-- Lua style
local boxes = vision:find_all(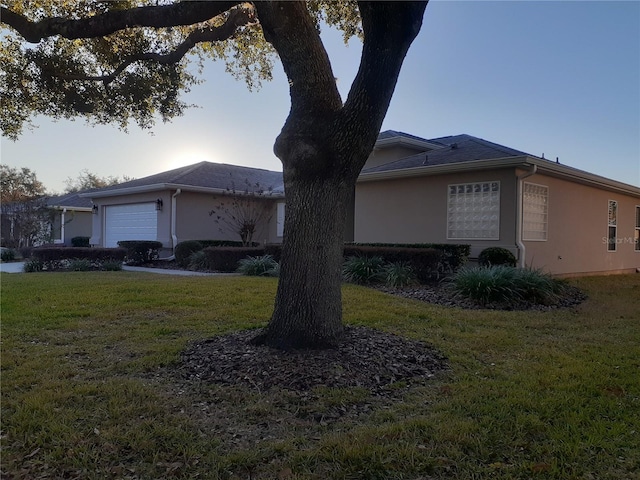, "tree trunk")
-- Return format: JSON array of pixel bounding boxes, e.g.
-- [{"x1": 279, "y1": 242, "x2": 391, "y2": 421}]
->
[{"x1": 259, "y1": 165, "x2": 352, "y2": 349}]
